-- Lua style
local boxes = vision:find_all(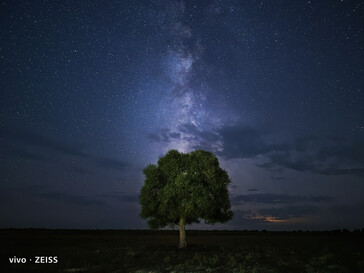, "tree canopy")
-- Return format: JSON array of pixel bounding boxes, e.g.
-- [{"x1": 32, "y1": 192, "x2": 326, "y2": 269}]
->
[{"x1": 139, "y1": 149, "x2": 233, "y2": 247}]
